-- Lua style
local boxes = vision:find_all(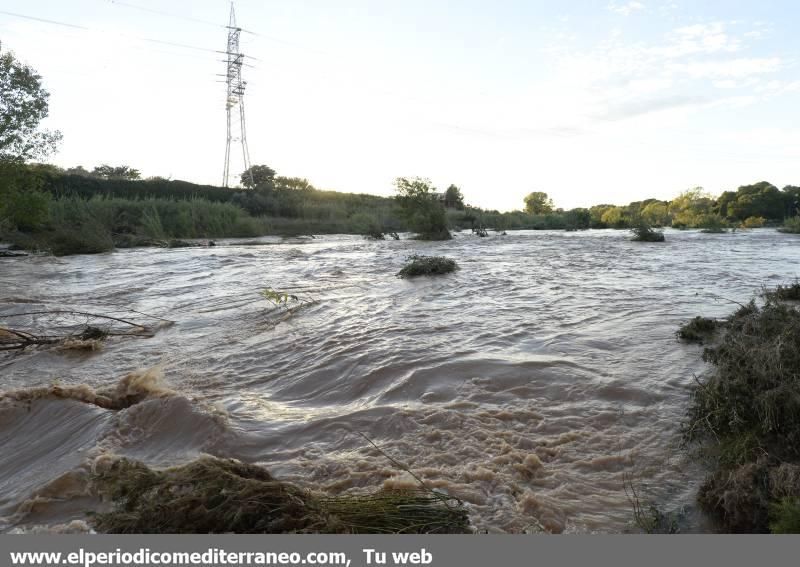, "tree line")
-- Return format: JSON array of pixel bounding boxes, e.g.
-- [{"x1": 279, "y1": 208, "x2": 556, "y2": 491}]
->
[{"x1": 3, "y1": 45, "x2": 800, "y2": 253}]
